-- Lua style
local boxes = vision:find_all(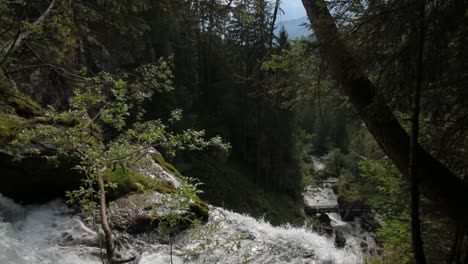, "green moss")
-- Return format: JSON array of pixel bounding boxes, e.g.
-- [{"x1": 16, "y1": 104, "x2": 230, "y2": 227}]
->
[
  {"x1": 190, "y1": 197, "x2": 209, "y2": 221},
  {"x1": 104, "y1": 168, "x2": 146, "y2": 198},
  {"x1": 150, "y1": 152, "x2": 183, "y2": 179},
  {"x1": 104, "y1": 167, "x2": 177, "y2": 199},
  {"x1": 149, "y1": 153, "x2": 210, "y2": 221},
  {"x1": 154, "y1": 180, "x2": 177, "y2": 194},
  {"x1": 0, "y1": 74, "x2": 42, "y2": 116},
  {"x1": 54, "y1": 114, "x2": 81, "y2": 127},
  {"x1": 0, "y1": 92, "x2": 43, "y2": 145},
  {"x1": 0, "y1": 113, "x2": 26, "y2": 145},
  {"x1": 5, "y1": 93, "x2": 42, "y2": 118},
  {"x1": 151, "y1": 153, "x2": 210, "y2": 220}
]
